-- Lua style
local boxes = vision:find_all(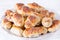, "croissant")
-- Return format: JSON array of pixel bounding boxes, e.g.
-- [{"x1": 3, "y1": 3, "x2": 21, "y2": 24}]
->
[
  {"x1": 15, "y1": 3, "x2": 24, "y2": 15},
  {"x1": 25, "y1": 13, "x2": 41, "y2": 28},
  {"x1": 2, "y1": 18, "x2": 12, "y2": 30},
  {"x1": 5, "y1": 10, "x2": 13, "y2": 22},
  {"x1": 16, "y1": 3, "x2": 24, "y2": 10},
  {"x1": 10, "y1": 24, "x2": 23, "y2": 36},
  {"x1": 49, "y1": 12, "x2": 55, "y2": 20},
  {"x1": 27, "y1": 2, "x2": 44, "y2": 11},
  {"x1": 11, "y1": 13, "x2": 24, "y2": 27},
  {"x1": 48, "y1": 20, "x2": 60, "y2": 32},
  {"x1": 16, "y1": 4, "x2": 34, "y2": 16},
  {"x1": 39, "y1": 10, "x2": 49, "y2": 18},
  {"x1": 42, "y1": 17, "x2": 52, "y2": 27},
  {"x1": 23, "y1": 27, "x2": 47, "y2": 37},
  {"x1": 22, "y1": 6, "x2": 34, "y2": 16}
]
